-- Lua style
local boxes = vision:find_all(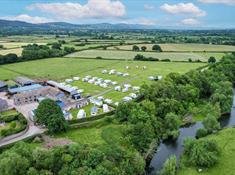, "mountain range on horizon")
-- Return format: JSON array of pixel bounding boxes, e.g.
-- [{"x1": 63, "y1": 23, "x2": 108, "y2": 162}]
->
[{"x1": 0, "y1": 19, "x2": 234, "y2": 31}]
